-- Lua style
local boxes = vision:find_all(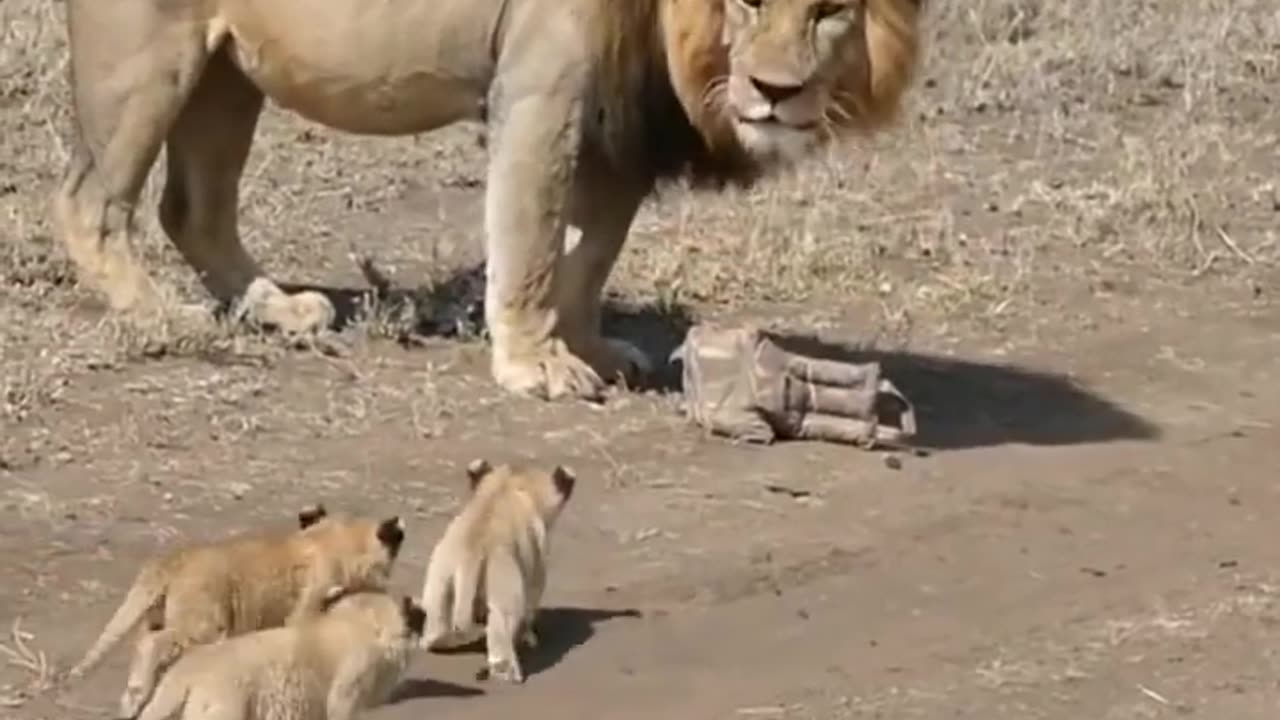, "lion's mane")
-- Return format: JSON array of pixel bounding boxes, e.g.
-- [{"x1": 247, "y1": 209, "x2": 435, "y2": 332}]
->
[{"x1": 591, "y1": 0, "x2": 924, "y2": 186}]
